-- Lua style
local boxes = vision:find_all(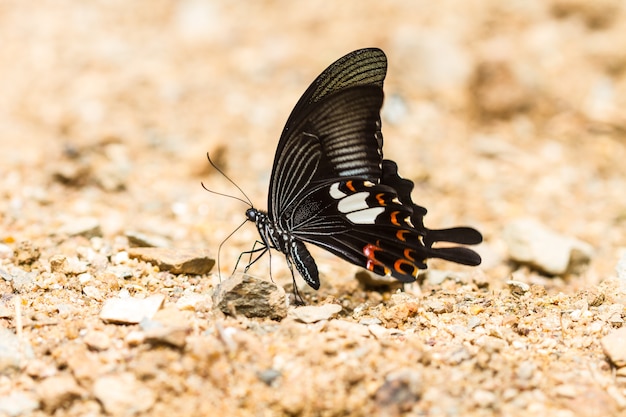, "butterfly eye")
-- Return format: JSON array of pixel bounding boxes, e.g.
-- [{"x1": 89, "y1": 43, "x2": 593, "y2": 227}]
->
[{"x1": 245, "y1": 208, "x2": 257, "y2": 222}]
